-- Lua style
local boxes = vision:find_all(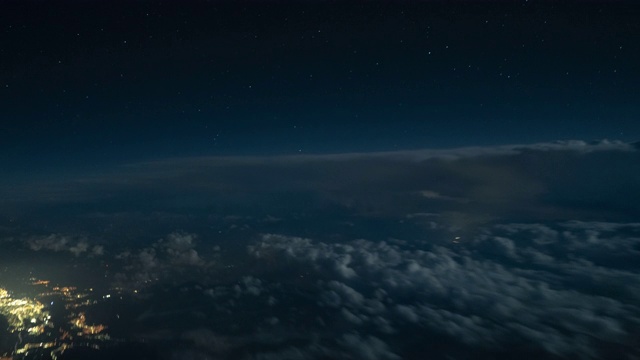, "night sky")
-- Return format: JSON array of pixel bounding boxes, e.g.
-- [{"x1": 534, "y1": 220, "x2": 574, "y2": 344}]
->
[
  {"x1": 1, "y1": 1, "x2": 638, "y2": 172},
  {"x1": 2, "y1": 3, "x2": 640, "y2": 360}
]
